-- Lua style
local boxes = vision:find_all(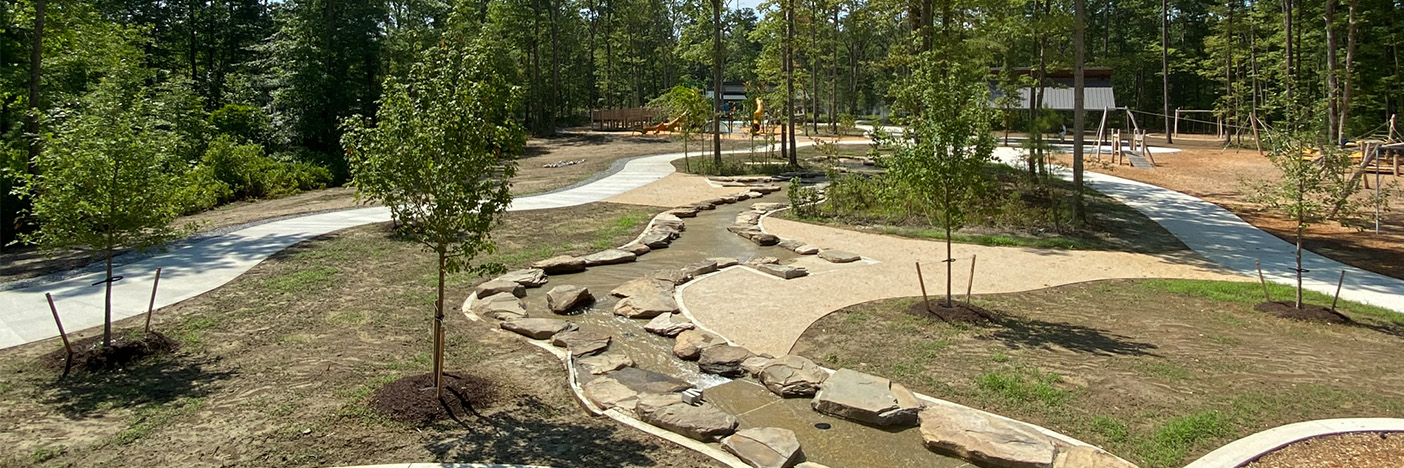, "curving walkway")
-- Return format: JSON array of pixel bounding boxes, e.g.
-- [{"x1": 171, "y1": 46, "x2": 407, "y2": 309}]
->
[{"x1": 0, "y1": 144, "x2": 807, "y2": 350}]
